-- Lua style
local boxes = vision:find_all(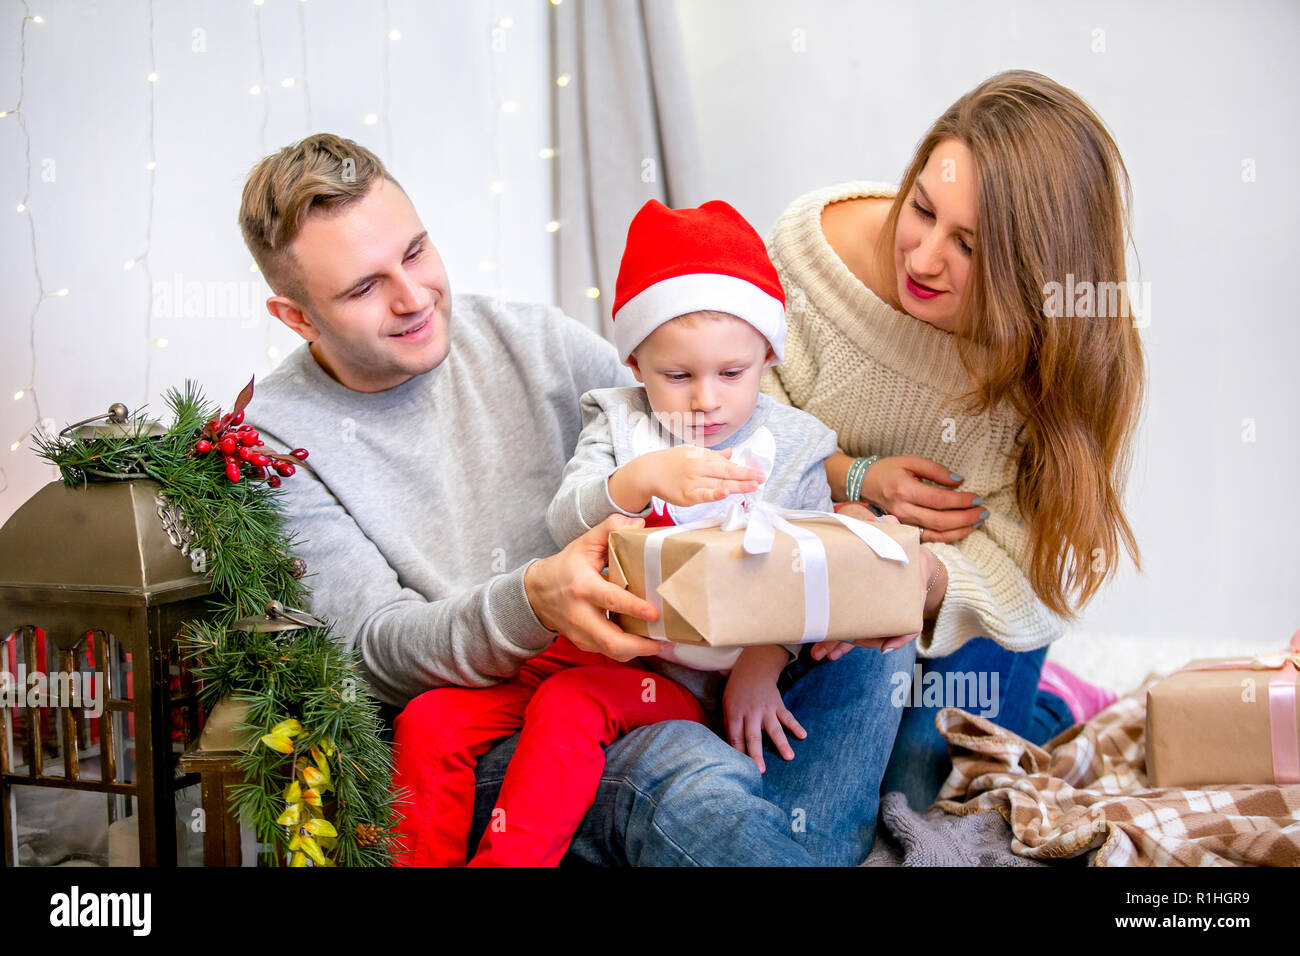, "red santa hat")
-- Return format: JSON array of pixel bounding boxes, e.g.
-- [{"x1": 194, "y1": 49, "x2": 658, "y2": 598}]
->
[{"x1": 612, "y1": 199, "x2": 786, "y2": 364}]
